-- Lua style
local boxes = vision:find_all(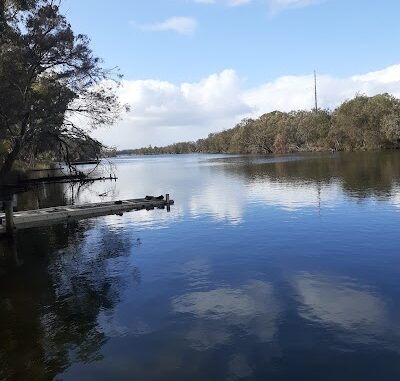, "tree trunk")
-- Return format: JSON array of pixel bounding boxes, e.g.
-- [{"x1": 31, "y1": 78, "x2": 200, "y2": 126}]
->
[
  {"x1": 0, "y1": 140, "x2": 22, "y2": 178},
  {"x1": 0, "y1": 0, "x2": 5, "y2": 35},
  {"x1": 0, "y1": 113, "x2": 29, "y2": 179}
]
